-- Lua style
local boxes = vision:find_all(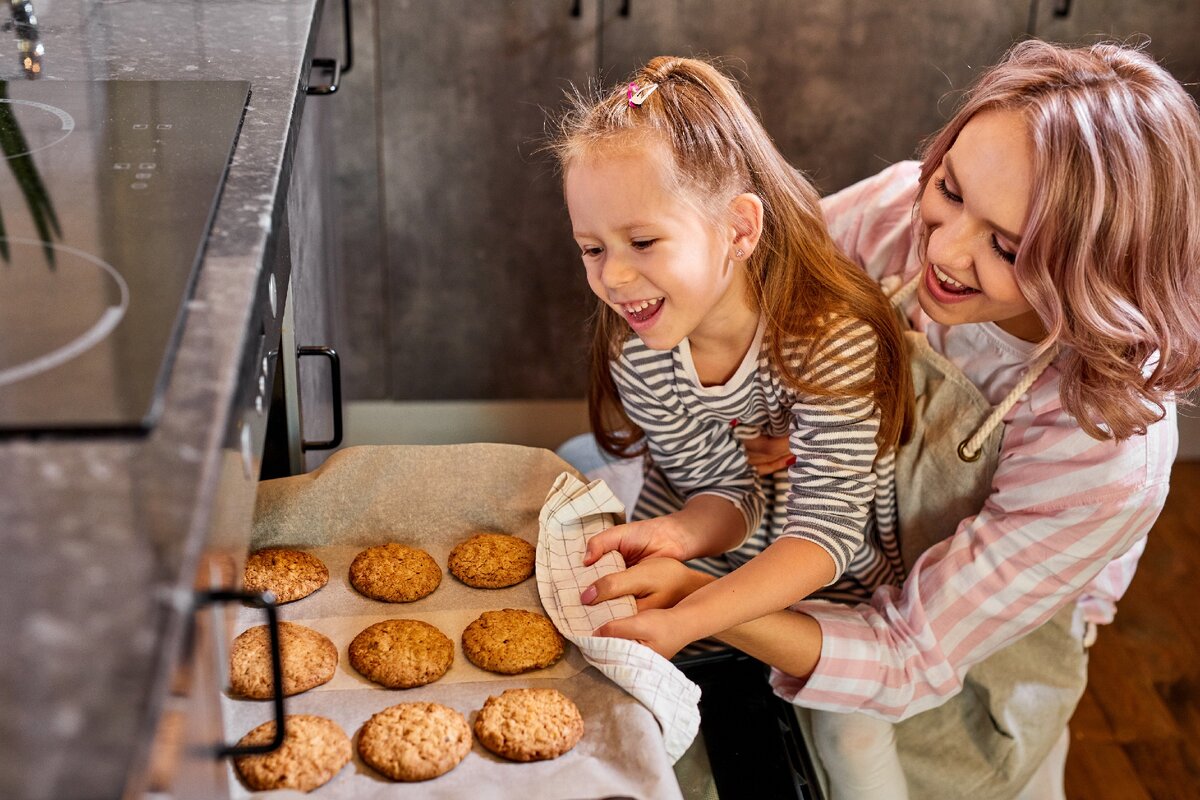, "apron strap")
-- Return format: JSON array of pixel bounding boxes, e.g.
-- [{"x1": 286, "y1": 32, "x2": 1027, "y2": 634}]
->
[{"x1": 888, "y1": 272, "x2": 1058, "y2": 463}]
